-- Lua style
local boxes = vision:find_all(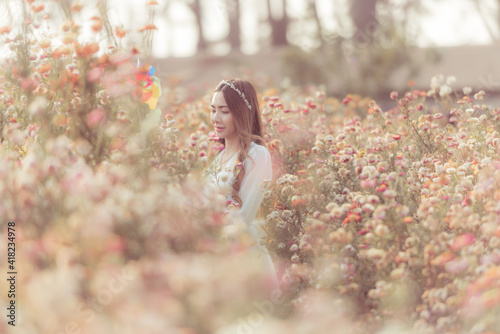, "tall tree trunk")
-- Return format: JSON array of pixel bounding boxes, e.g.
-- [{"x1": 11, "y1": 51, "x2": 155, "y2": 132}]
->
[
  {"x1": 350, "y1": 0, "x2": 378, "y2": 44},
  {"x1": 498, "y1": 0, "x2": 500, "y2": 41},
  {"x1": 186, "y1": 0, "x2": 207, "y2": 52},
  {"x1": 190, "y1": 0, "x2": 207, "y2": 52},
  {"x1": 267, "y1": 0, "x2": 288, "y2": 46},
  {"x1": 308, "y1": 0, "x2": 324, "y2": 47},
  {"x1": 227, "y1": 0, "x2": 241, "y2": 51}
]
